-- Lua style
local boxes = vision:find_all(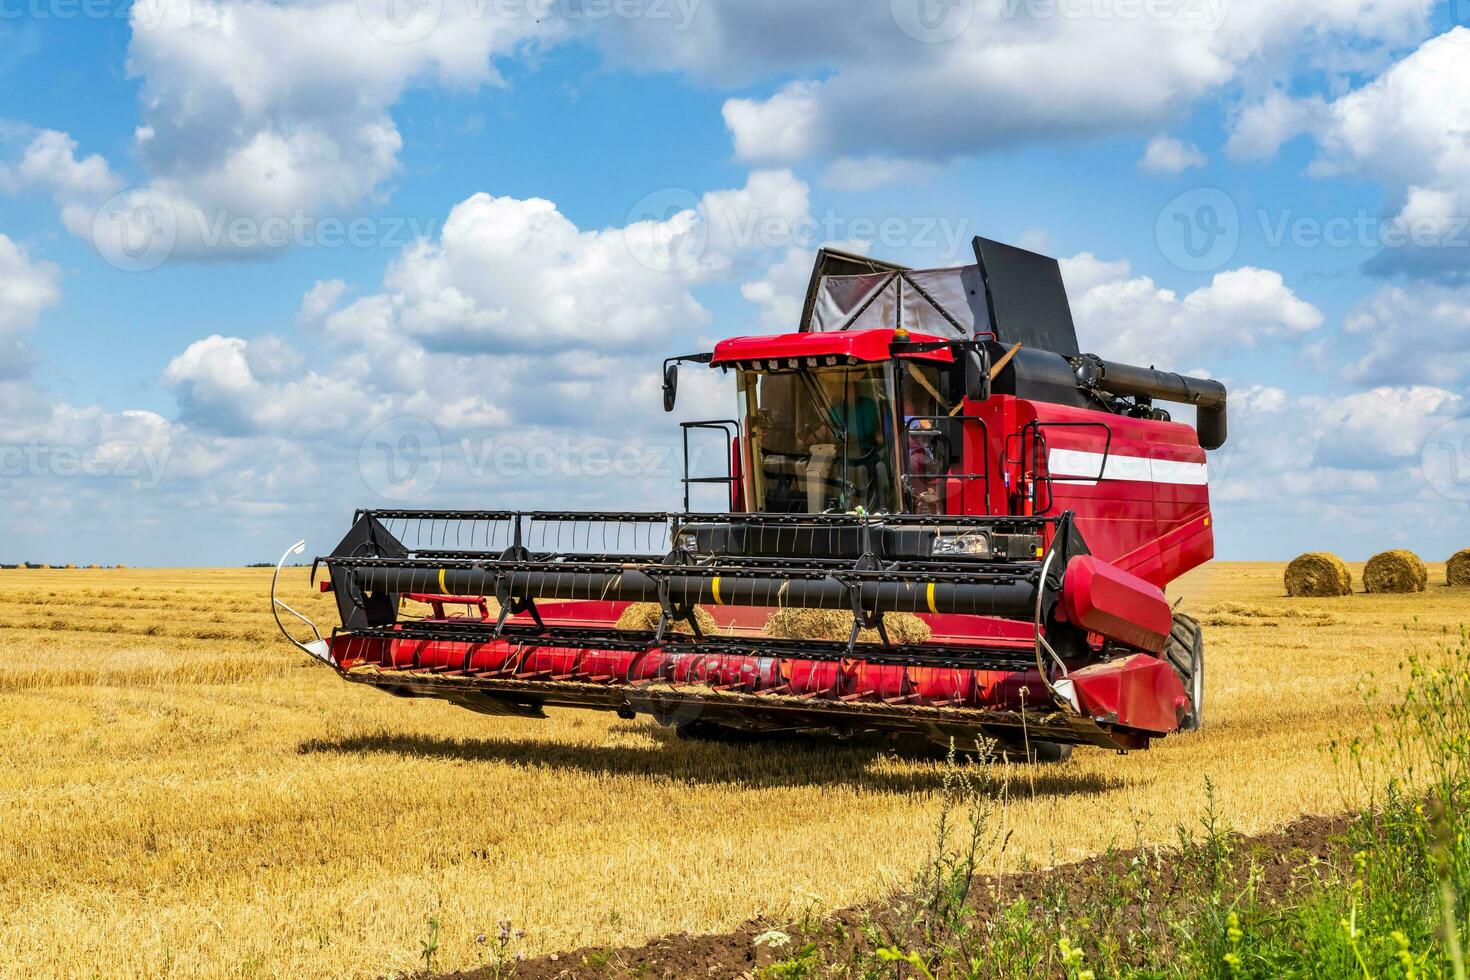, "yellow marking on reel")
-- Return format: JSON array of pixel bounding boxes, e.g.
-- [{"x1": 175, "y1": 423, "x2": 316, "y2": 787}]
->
[
  {"x1": 711, "y1": 576, "x2": 724, "y2": 605},
  {"x1": 926, "y1": 582, "x2": 938, "y2": 614},
  {"x1": 438, "y1": 568, "x2": 448, "y2": 593}
]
